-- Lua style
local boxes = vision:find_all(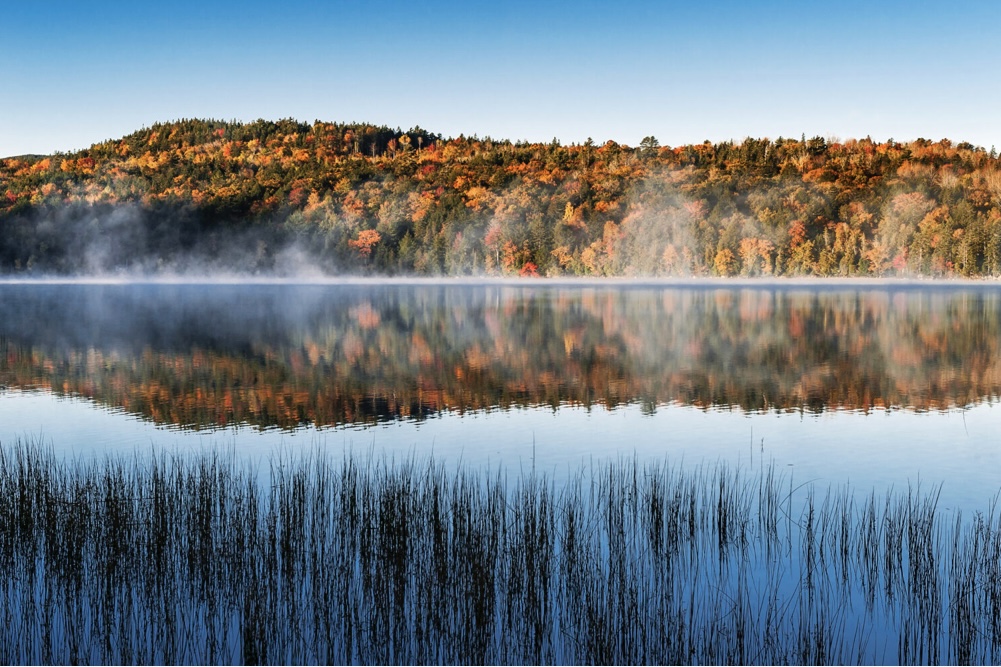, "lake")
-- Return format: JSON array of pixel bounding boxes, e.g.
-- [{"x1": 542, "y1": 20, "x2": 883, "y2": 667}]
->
[
  {"x1": 1, "y1": 279, "x2": 999, "y2": 508},
  {"x1": 3, "y1": 279, "x2": 1001, "y2": 664}
]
